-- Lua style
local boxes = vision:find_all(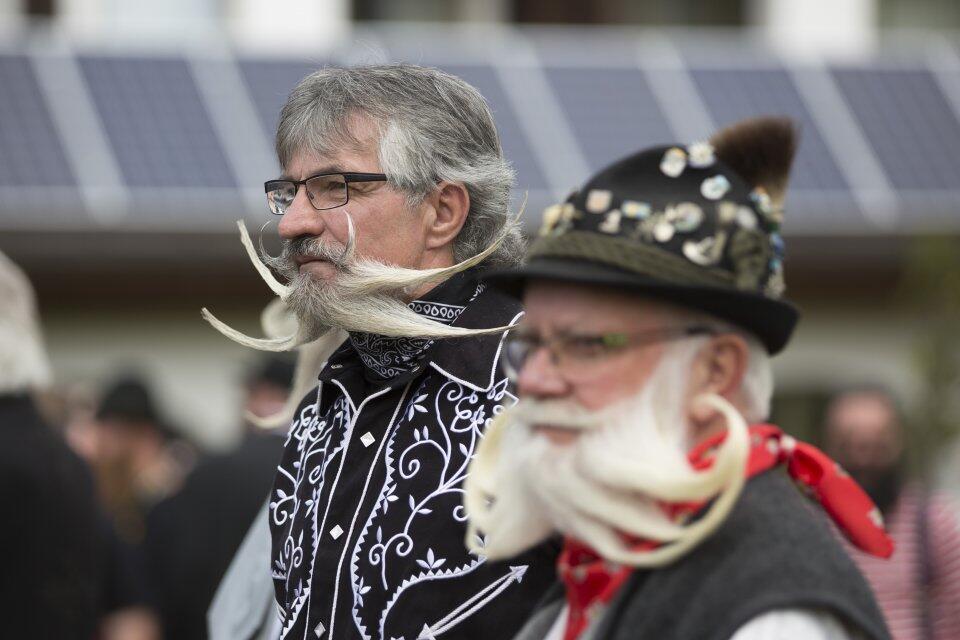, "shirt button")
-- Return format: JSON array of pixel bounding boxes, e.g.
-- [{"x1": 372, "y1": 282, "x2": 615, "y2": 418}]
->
[
  {"x1": 314, "y1": 621, "x2": 326, "y2": 637},
  {"x1": 360, "y1": 432, "x2": 376, "y2": 448},
  {"x1": 329, "y1": 525, "x2": 344, "y2": 540}
]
